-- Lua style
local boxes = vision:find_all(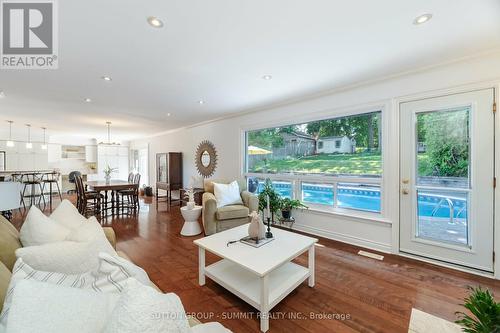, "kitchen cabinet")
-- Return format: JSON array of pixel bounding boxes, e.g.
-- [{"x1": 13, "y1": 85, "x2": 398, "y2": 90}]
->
[
  {"x1": 48, "y1": 144, "x2": 61, "y2": 163},
  {"x1": 85, "y1": 145, "x2": 97, "y2": 163},
  {"x1": 96, "y1": 145, "x2": 129, "y2": 180},
  {"x1": 0, "y1": 140, "x2": 48, "y2": 171}
]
